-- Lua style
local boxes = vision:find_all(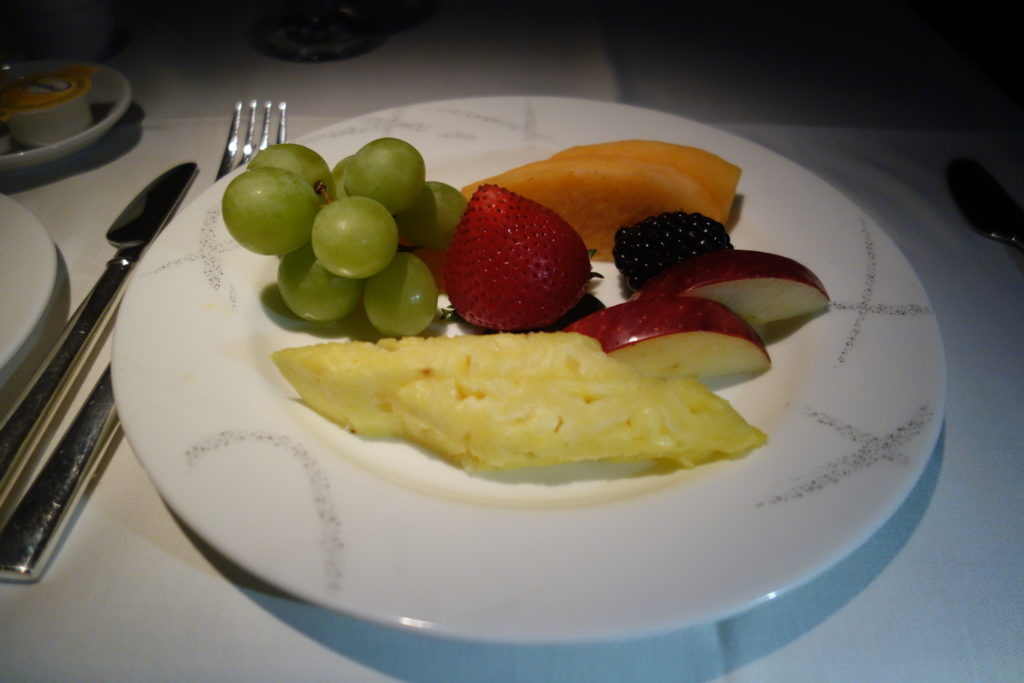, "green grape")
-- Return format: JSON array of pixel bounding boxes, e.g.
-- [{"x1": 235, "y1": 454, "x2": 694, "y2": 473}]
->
[
  {"x1": 331, "y1": 155, "x2": 352, "y2": 198},
  {"x1": 277, "y1": 243, "x2": 363, "y2": 322},
  {"x1": 249, "y1": 143, "x2": 337, "y2": 200},
  {"x1": 343, "y1": 137, "x2": 426, "y2": 214},
  {"x1": 311, "y1": 195, "x2": 398, "y2": 279},
  {"x1": 222, "y1": 167, "x2": 320, "y2": 255},
  {"x1": 395, "y1": 180, "x2": 468, "y2": 249},
  {"x1": 363, "y1": 252, "x2": 438, "y2": 337}
]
